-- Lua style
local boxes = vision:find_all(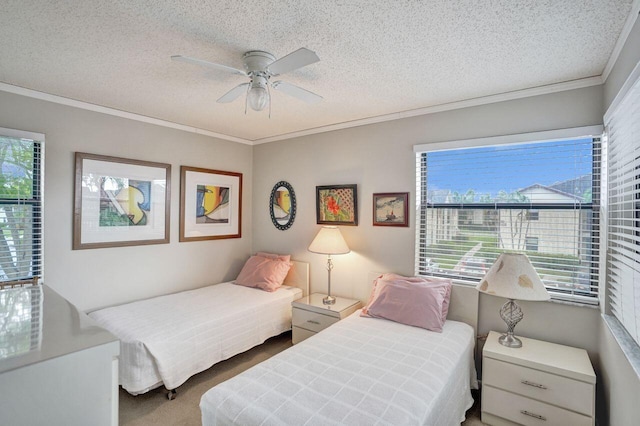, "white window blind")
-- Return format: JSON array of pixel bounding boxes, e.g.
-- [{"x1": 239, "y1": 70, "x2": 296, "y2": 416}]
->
[
  {"x1": 0, "y1": 130, "x2": 43, "y2": 283},
  {"x1": 415, "y1": 136, "x2": 600, "y2": 304},
  {"x1": 605, "y1": 73, "x2": 640, "y2": 345}
]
